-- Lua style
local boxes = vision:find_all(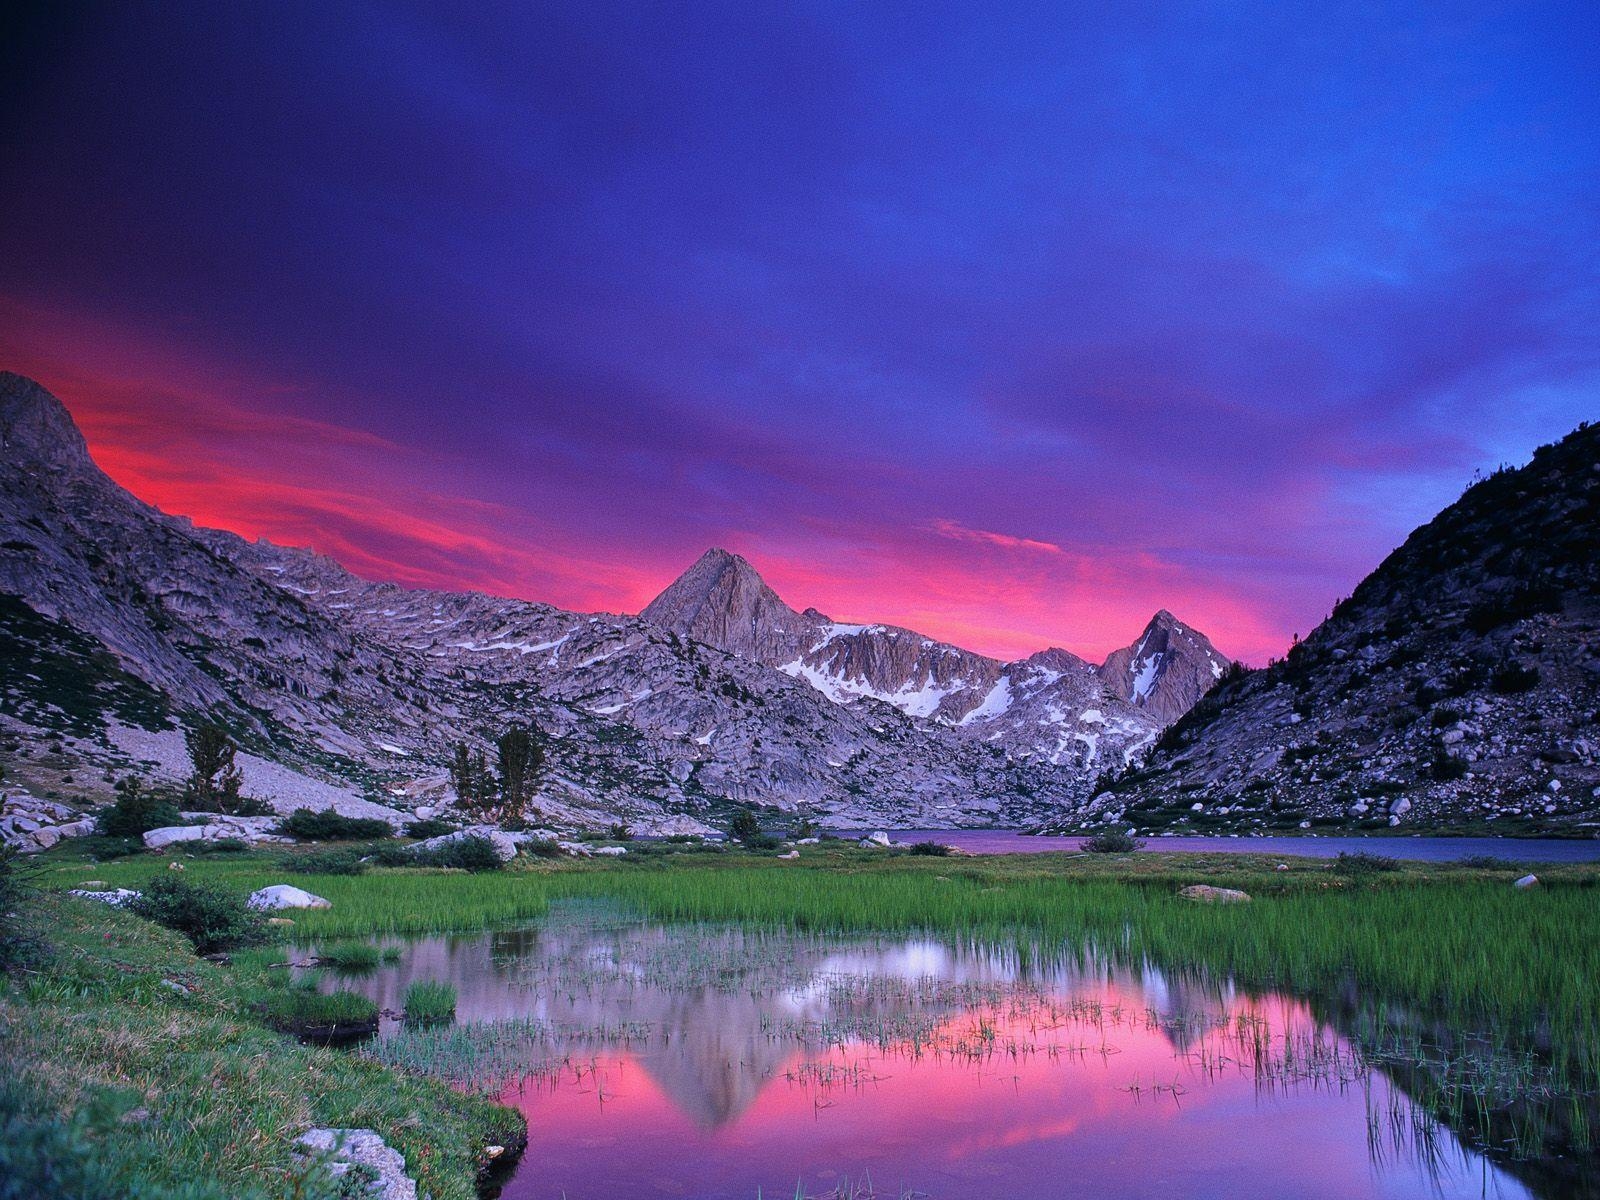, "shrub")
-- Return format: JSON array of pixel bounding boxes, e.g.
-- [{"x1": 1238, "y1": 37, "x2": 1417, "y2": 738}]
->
[
  {"x1": 75, "y1": 835, "x2": 144, "y2": 860},
  {"x1": 282, "y1": 847, "x2": 370, "y2": 875},
  {"x1": 410, "y1": 834, "x2": 505, "y2": 872},
  {"x1": 518, "y1": 837, "x2": 563, "y2": 859},
  {"x1": 1430, "y1": 750, "x2": 1468, "y2": 781},
  {"x1": 403, "y1": 980, "x2": 457, "y2": 1026},
  {"x1": 1331, "y1": 851, "x2": 1402, "y2": 875},
  {"x1": 277, "y1": 808, "x2": 394, "y2": 841},
  {"x1": 1490, "y1": 663, "x2": 1541, "y2": 694},
  {"x1": 607, "y1": 822, "x2": 633, "y2": 841},
  {"x1": 1081, "y1": 830, "x2": 1143, "y2": 853},
  {"x1": 97, "y1": 778, "x2": 180, "y2": 838},
  {"x1": 1452, "y1": 854, "x2": 1507, "y2": 869},
  {"x1": 129, "y1": 875, "x2": 269, "y2": 954},
  {"x1": 908, "y1": 840, "x2": 952, "y2": 857},
  {"x1": 404, "y1": 817, "x2": 457, "y2": 839},
  {"x1": 188, "y1": 837, "x2": 250, "y2": 855}
]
